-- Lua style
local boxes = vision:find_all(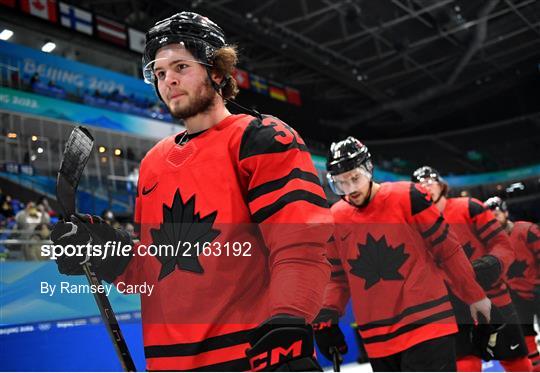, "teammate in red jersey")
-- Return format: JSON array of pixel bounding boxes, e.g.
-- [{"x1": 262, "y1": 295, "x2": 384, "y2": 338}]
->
[
  {"x1": 50, "y1": 12, "x2": 334, "y2": 371},
  {"x1": 485, "y1": 196, "x2": 540, "y2": 371},
  {"x1": 313, "y1": 137, "x2": 491, "y2": 372},
  {"x1": 412, "y1": 166, "x2": 531, "y2": 372}
]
